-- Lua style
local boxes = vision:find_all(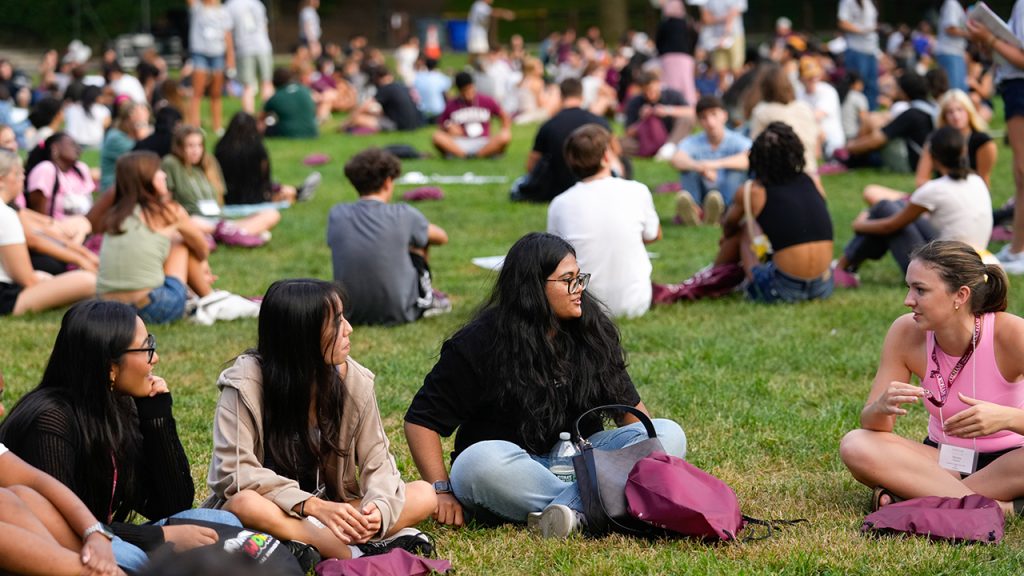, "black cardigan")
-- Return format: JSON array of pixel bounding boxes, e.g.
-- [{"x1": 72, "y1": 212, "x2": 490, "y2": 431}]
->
[{"x1": 0, "y1": 392, "x2": 194, "y2": 551}]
